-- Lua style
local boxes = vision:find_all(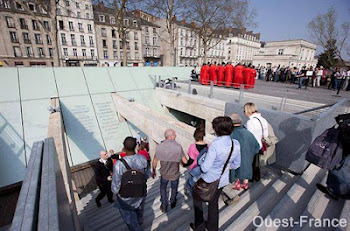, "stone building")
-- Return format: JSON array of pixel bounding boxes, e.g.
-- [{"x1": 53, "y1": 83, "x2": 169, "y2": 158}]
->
[
  {"x1": 198, "y1": 34, "x2": 226, "y2": 66},
  {"x1": 253, "y1": 39, "x2": 317, "y2": 68},
  {"x1": 0, "y1": 0, "x2": 55, "y2": 67},
  {"x1": 93, "y1": 4, "x2": 143, "y2": 67},
  {"x1": 57, "y1": 0, "x2": 98, "y2": 66}
]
